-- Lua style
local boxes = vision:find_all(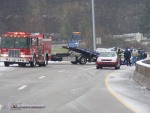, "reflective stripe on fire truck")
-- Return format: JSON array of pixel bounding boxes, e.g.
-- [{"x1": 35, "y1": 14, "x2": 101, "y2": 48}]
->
[{"x1": 1, "y1": 57, "x2": 30, "y2": 63}]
